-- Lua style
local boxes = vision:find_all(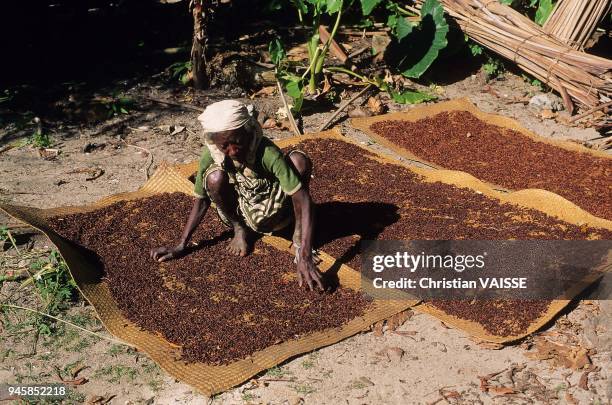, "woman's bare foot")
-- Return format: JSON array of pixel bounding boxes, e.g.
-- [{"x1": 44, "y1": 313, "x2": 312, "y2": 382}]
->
[{"x1": 227, "y1": 225, "x2": 249, "y2": 256}]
